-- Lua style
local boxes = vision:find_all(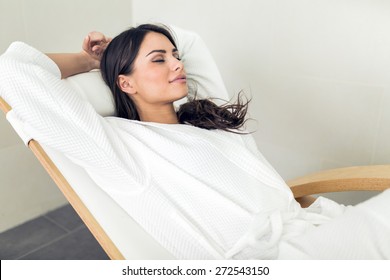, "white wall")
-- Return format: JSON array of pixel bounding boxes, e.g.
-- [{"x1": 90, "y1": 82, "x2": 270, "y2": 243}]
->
[
  {"x1": 132, "y1": 0, "x2": 390, "y2": 204},
  {"x1": 0, "y1": 0, "x2": 133, "y2": 232}
]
